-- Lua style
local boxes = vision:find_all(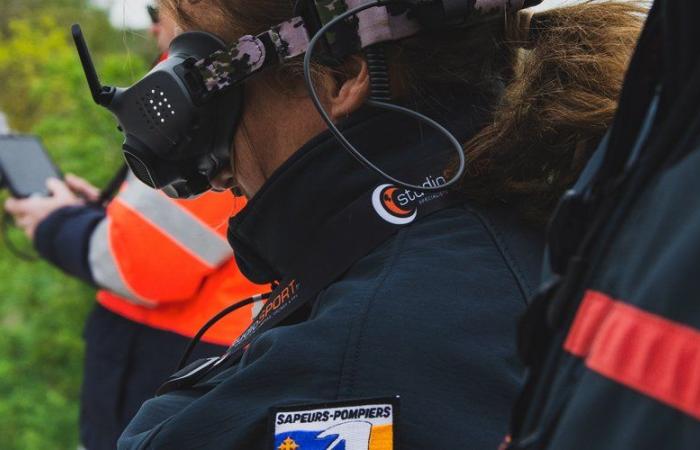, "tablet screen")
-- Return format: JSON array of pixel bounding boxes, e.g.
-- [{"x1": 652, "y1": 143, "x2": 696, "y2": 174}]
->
[{"x1": 0, "y1": 135, "x2": 61, "y2": 198}]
